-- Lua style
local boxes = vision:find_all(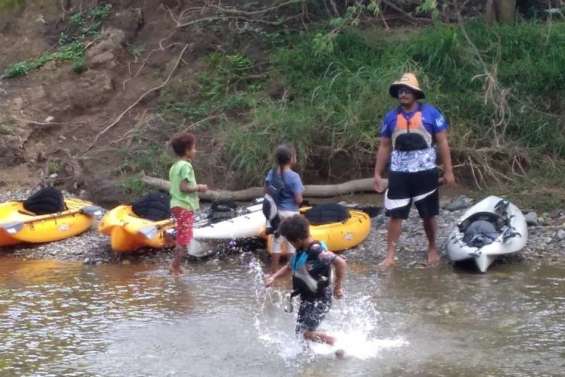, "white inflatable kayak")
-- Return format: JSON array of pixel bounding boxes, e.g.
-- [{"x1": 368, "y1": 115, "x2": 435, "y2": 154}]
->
[
  {"x1": 188, "y1": 203, "x2": 265, "y2": 257},
  {"x1": 446, "y1": 196, "x2": 527, "y2": 272},
  {"x1": 193, "y1": 203, "x2": 264, "y2": 240}
]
